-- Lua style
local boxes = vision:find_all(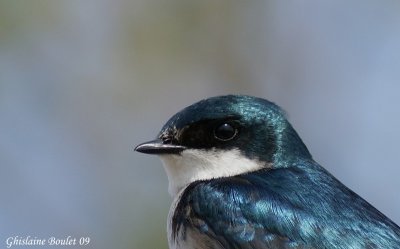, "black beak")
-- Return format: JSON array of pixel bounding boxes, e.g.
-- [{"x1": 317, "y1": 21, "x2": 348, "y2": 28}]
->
[{"x1": 134, "y1": 139, "x2": 186, "y2": 154}]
